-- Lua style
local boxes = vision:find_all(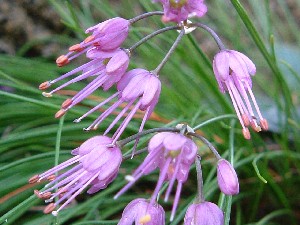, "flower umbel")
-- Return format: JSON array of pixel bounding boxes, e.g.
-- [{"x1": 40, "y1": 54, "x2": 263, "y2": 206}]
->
[
  {"x1": 115, "y1": 132, "x2": 198, "y2": 221},
  {"x1": 184, "y1": 202, "x2": 224, "y2": 225},
  {"x1": 29, "y1": 136, "x2": 122, "y2": 215},
  {"x1": 154, "y1": 0, "x2": 207, "y2": 23},
  {"x1": 73, "y1": 68, "x2": 161, "y2": 144},
  {"x1": 118, "y1": 198, "x2": 165, "y2": 225},
  {"x1": 213, "y1": 49, "x2": 268, "y2": 139}
]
